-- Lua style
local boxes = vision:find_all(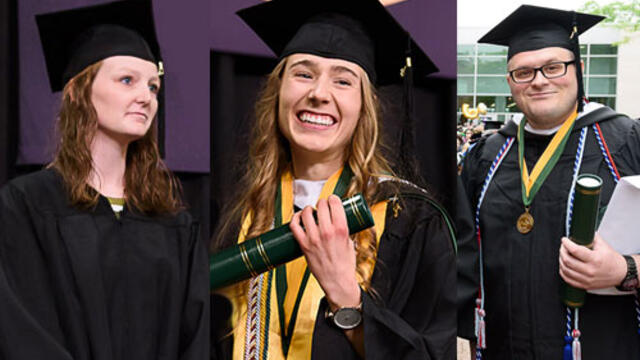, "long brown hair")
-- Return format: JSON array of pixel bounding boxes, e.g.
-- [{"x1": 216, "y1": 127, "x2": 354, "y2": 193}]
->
[
  {"x1": 49, "y1": 61, "x2": 182, "y2": 215},
  {"x1": 215, "y1": 56, "x2": 394, "y2": 291}
]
